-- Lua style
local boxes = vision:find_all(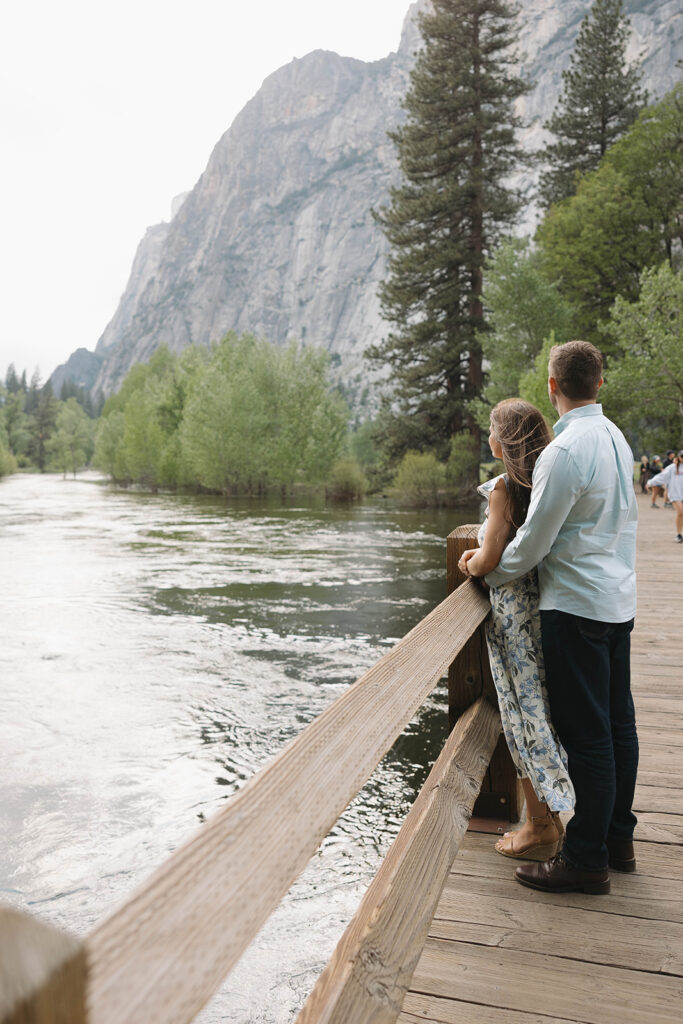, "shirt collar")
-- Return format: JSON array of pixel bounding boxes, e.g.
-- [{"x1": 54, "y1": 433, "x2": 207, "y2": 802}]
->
[{"x1": 553, "y1": 403, "x2": 603, "y2": 437}]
